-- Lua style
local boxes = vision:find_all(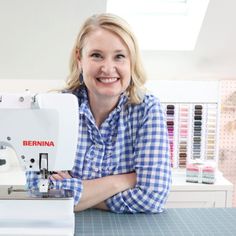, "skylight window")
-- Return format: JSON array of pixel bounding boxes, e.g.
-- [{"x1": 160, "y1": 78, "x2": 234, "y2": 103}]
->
[{"x1": 106, "y1": 0, "x2": 210, "y2": 50}]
